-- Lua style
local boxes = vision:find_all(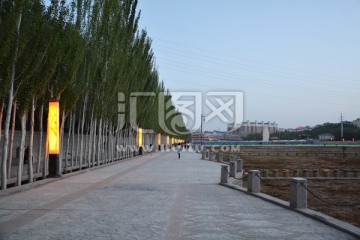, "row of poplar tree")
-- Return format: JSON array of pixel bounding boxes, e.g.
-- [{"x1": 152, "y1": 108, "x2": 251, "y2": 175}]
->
[{"x1": 0, "y1": 0, "x2": 188, "y2": 190}]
